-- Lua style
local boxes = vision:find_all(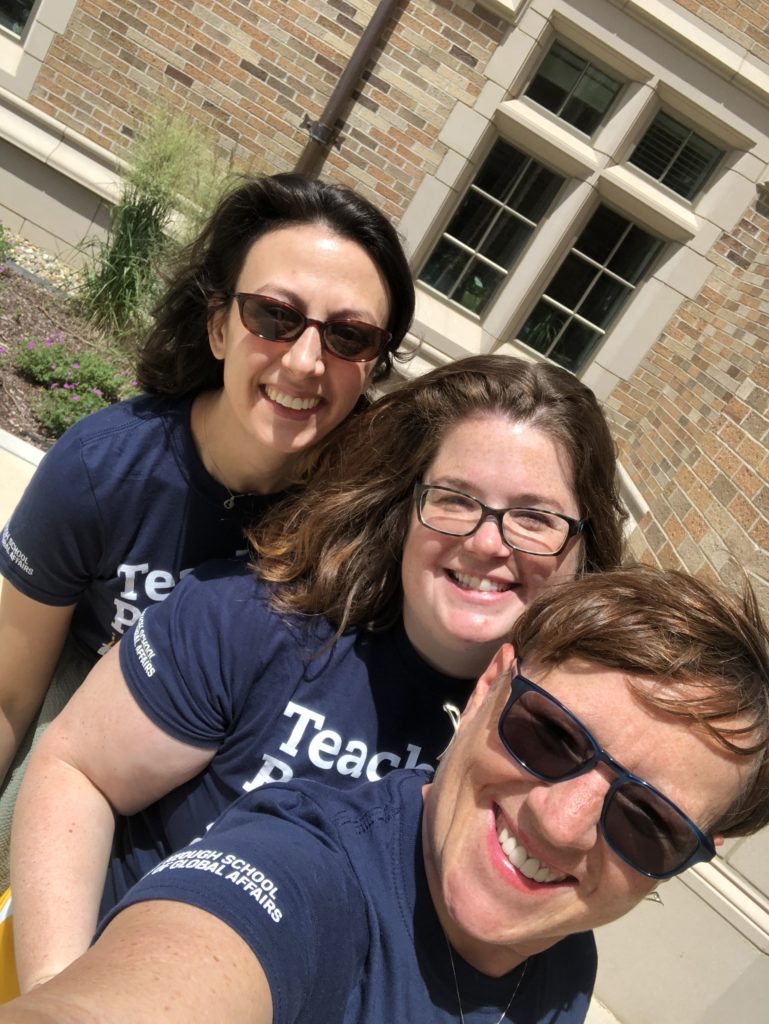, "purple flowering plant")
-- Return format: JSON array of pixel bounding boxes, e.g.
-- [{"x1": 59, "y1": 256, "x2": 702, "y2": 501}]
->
[{"x1": 13, "y1": 336, "x2": 139, "y2": 437}]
